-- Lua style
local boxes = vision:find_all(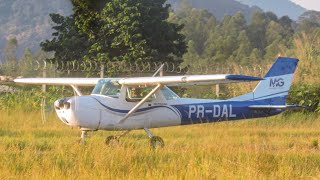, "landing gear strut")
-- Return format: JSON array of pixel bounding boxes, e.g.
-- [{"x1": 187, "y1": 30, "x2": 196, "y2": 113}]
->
[
  {"x1": 105, "y1": 130, "x2": 131, "y2": 145},
  {"x1": 144, "y1": 128, "x2": 164, "y2": 149},
  {"x1": 104, "y1": 128, "x2": 164, "y2": 148}
]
